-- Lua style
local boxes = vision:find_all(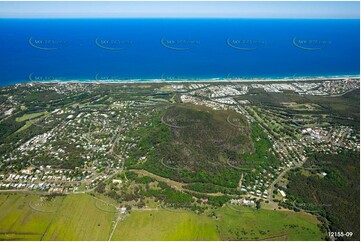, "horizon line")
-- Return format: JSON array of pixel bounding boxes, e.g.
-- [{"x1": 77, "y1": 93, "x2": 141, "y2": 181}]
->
[{"x1": 0, "y1": 17, "x2": 360, "y2": 19}]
